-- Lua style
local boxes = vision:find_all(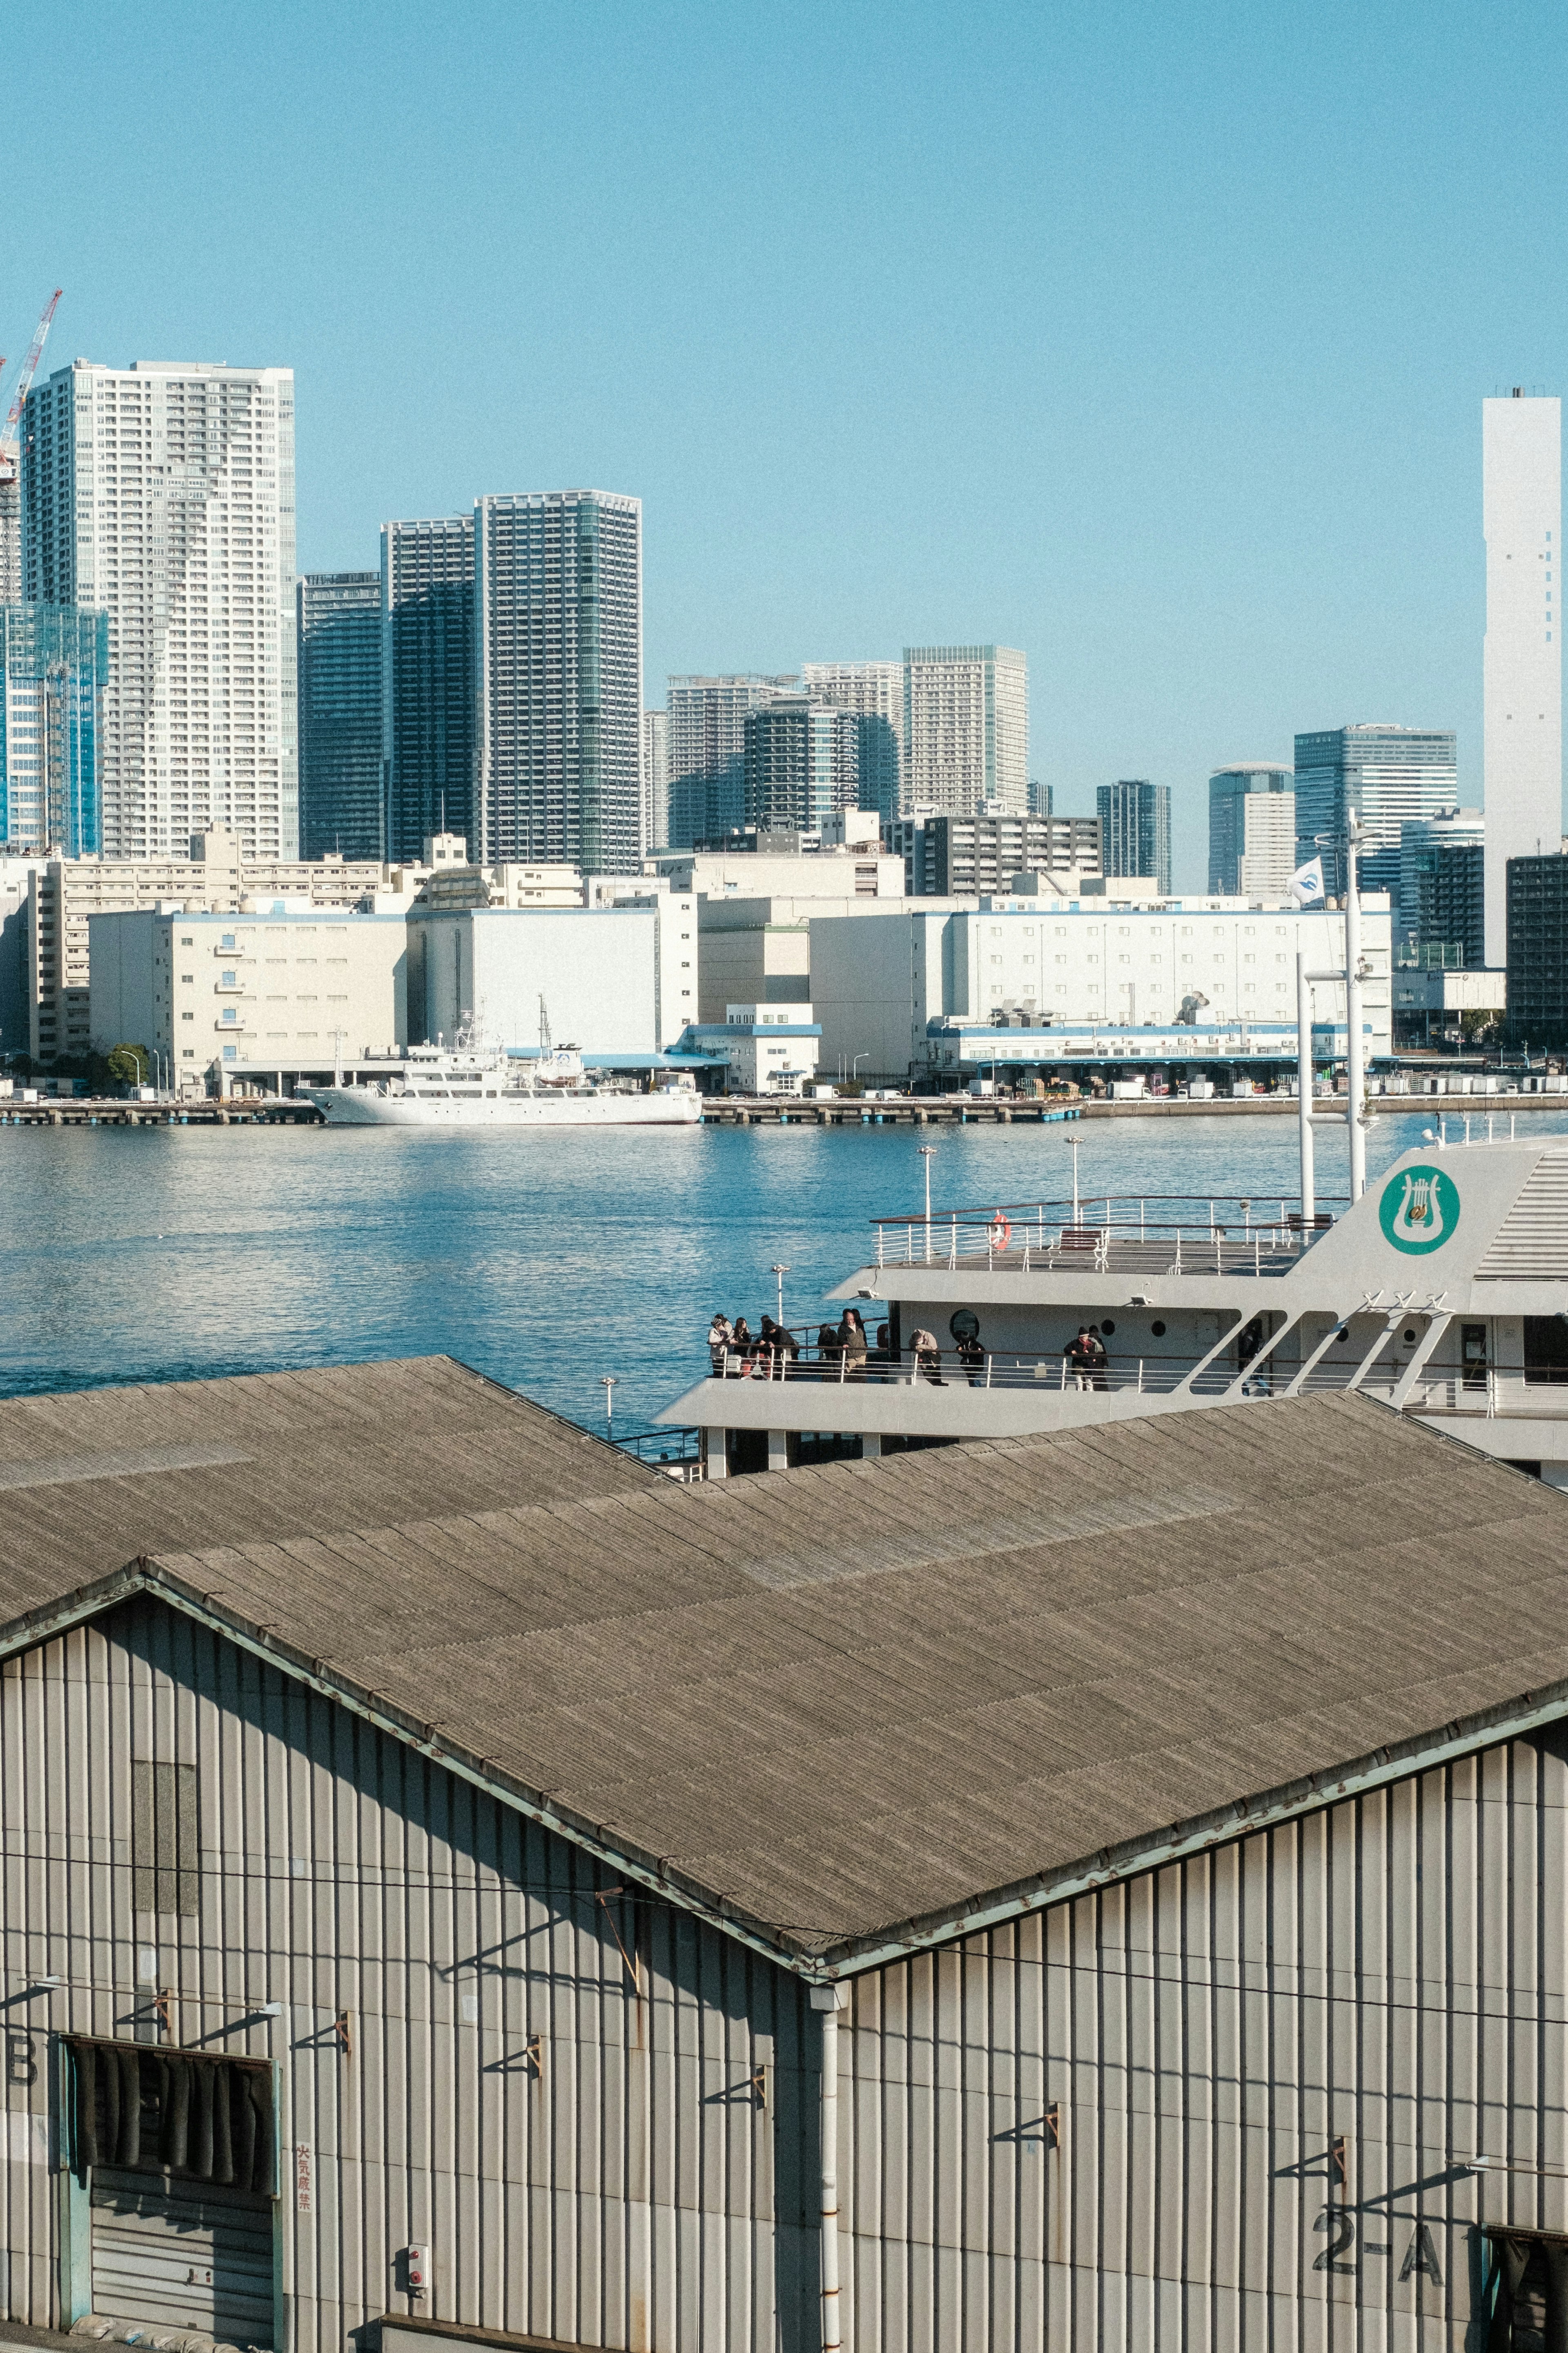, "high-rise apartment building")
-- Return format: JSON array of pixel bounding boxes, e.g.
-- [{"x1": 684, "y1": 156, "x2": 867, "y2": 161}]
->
[
  {"x1": 641, "y1": 708, "x2": 669, "y2": 854},
  {"x1": 297, "y1": 573, "x2": 383, "y2": 860},
  {"x1": 1399, "y1": 810, "x2": 1486, "y2": 967},
  {"x1": 381, "y1": 516, "x2": 475, "y2": 865},
  {"x1": 800, "y1": 661, "x2": 903, "y2": 821},
  {"x1": 1483, "y1": 393, "x2": 1562, "y2": 963},
  {"x1": 0, "y1": 606, "x2": 109, "y2": 855},
  {"x1": 1293, "y1": 725, "x2": 1458, "y2": 898},
  {"x1": 1505, "y1": 852, "x2": 1568, "y2": 1040},
  {"x1": 1098, "y1": 778, "x2": 1172, "y2": 894},
  {"x1": 902, "y1": 646, "x2": 1027, "y2": 814},
  {"x1": 1208, "y1": 765, "x2": 1294, "y2": 896},
  {"x1": 22, "y1": 359, "x2": 297, "y2": 860},
  {"x1": 665, "y1": 676, "x2": 797, "y2": 848},
  {"x1": 474, "y1": 491, "x2": 641, "y2": 873},
  {"x1": 743, "y1": 699, "x2": 858, "y2": 832},
  {"x1": 1027, "y1": 778, "x2": 1051, "y2": 817}
]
